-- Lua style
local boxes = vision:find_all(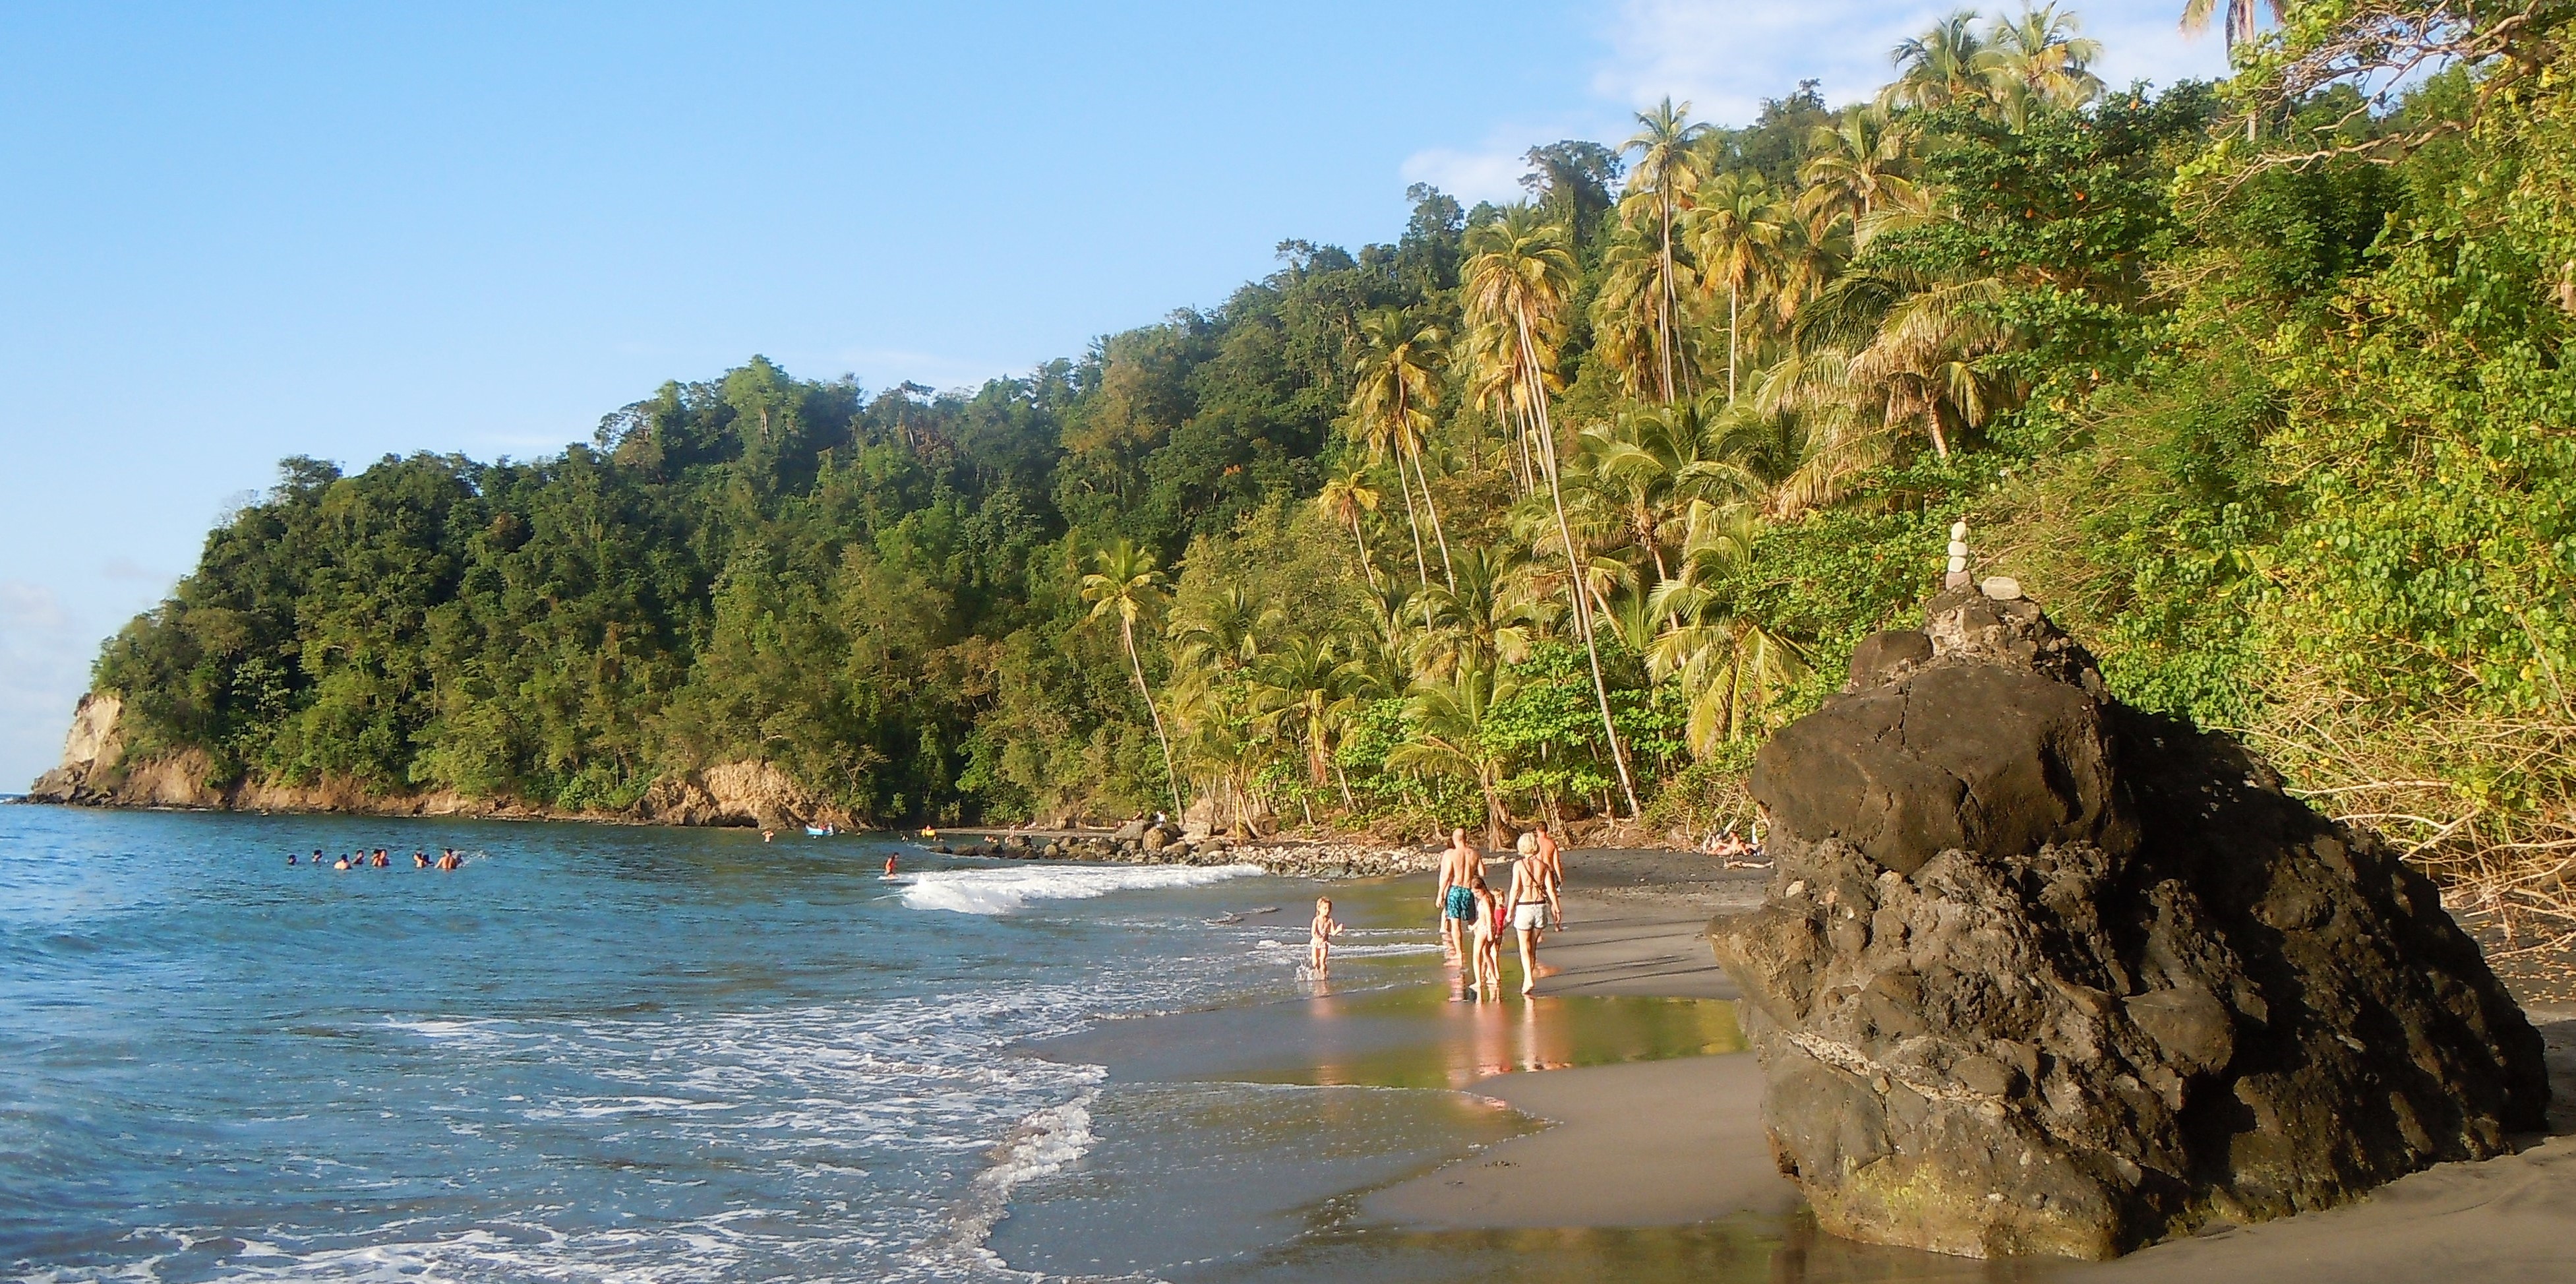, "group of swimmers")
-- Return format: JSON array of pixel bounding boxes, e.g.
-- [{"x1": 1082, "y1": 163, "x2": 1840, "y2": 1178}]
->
[{"x1": 284, "y1": 847, "x2": 465, "y2": 871}]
